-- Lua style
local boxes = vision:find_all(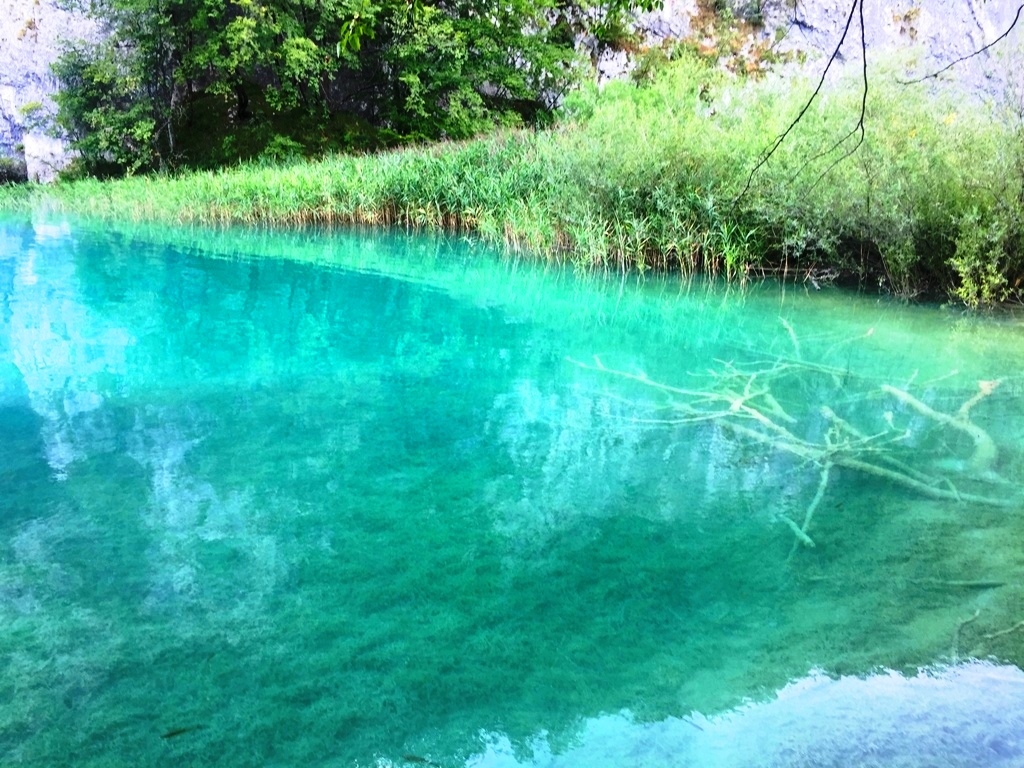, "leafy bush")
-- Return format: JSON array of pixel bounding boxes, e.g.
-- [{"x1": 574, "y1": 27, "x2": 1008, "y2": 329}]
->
[
  {"x1": 52, "y1": 43, "x2": 159, "y2": 175},
  {"x1": 555, "y1": 50, "x2": 1022, "y2": 299},
  {"x1": 47, "y1": 0, "x2": 660, "y2": 173}
]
